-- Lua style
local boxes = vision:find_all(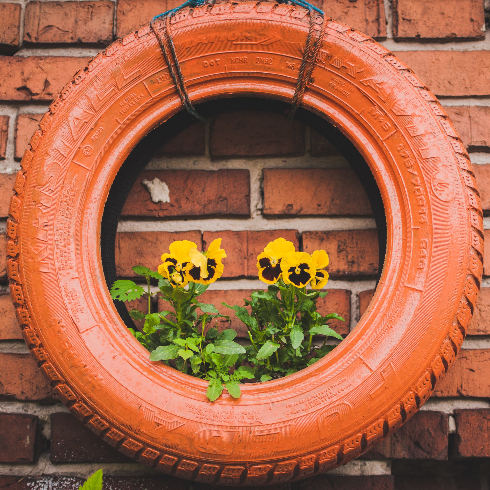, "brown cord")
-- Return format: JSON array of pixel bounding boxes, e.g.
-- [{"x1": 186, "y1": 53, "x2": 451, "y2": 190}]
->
[{"x1": 288, "y1": 11, "x2": 326, "y2": 120}]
